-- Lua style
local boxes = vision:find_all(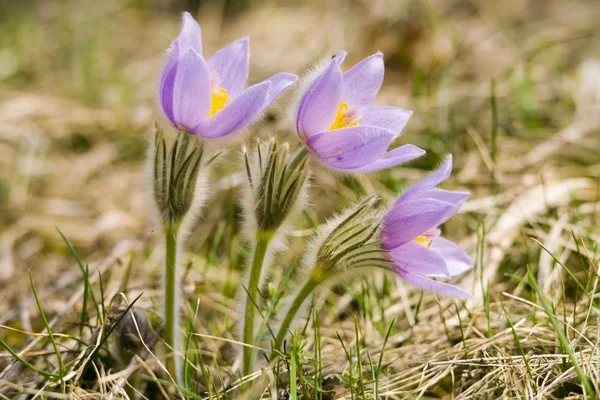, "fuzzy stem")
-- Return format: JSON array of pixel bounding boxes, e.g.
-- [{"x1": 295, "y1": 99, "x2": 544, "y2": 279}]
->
[
  {"x1": 164, "y1": 223, "x2": 183, "y2": 387},
  {"x1": 242, "y1": 232, "x2": 272, "y2": 378},
  {"x1": 273, "y1": 272, "x2": 323, "y2": 354}
]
